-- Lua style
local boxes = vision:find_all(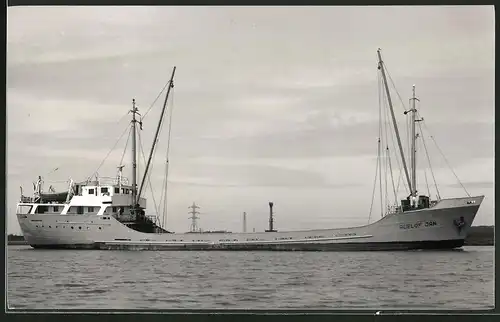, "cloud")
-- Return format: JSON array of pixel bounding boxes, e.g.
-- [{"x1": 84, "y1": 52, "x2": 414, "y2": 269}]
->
[
  {"x1": 7, "y1": 90, "x2": 129, "y2": 135},
  {"x1": 7, "y1": 6, "x2": 179, "y2": 66},
  {"x1": 445, "y1": 182, "x2": 494, "y2": 189},
  {"x1": 170, "y1": 160, "x2": 368, "y2": 189}
]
